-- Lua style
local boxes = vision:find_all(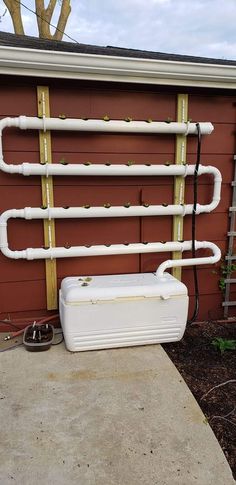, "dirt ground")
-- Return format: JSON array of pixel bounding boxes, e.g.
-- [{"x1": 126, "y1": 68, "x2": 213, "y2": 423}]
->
[{"x1": 163, "y1": 321, "x2": 236, "y2": 479}]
